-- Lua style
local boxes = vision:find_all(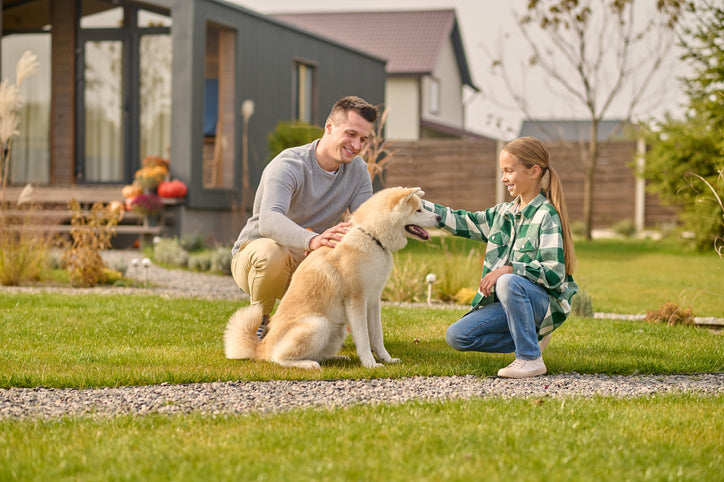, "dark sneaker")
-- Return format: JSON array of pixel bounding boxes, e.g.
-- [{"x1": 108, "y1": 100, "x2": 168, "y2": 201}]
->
[{"x1": 256, "y1": 315, "x2": 270, "y2": 340}]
